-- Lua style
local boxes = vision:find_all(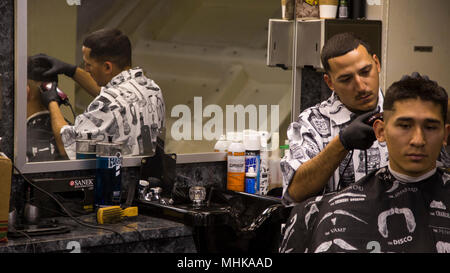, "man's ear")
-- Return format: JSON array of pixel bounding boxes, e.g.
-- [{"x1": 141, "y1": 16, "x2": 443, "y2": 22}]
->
[
  {"x1": 103, "y1": 61, "x2": 113, "y2": 74},
  {"x1": 373, "y1": 119, "x2": 386, "y2": 142},
  {"x1": 323, "y1": 73, "x2": 334, "y2": 92},
  {"x1": 26, "y1": 84, "x2": 31, "y2": 101},
  {"x1": 444, "y1": 123, "x2": 450, "y2": 146},
  {"x1": 372, "y1": 54, "x2": 381, "y2": 73}
]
